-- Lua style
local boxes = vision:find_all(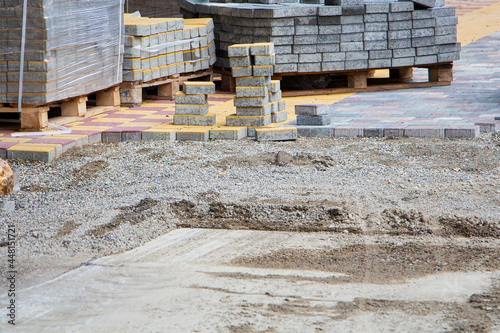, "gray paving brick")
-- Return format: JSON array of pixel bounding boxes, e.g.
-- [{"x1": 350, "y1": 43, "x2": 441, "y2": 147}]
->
[
  {"x1": 236, "y1": 76, "x2": 272, "y2": 86},
  {"x1": 435, "y1": 34, "x2": 457, "y2": 44},
  {"x1": 412, "y1": 36, "x2": 436, "y2": 47},
  {"x1": 369, "y1": 58, "x2": 391, "y2": 68},
  {"x1": 342, "y1": 5, "x2": 365, "y2": 15},
  {"x1": 404, "y1": 127, "x2": 444, "y2": 138},
  {"x1": 293, "y1": 44, "x2": 317, "y2": 54},
  {"x1": 412, "y1": 10, "x2": 434, "y2": 20},
  {"x1": 323, "y1": 52, "x2": 347, "y2": 62},
  {"x1": 364, "y1": 128, "x2": 384, "y2": 137},
  {"x1": 369, "y1": 49, "x2": 393, "y2": 59},
  {"x1": 340, "y1": 42, "x2": 364, "y2": 52},
  {"x1": 431, "y1": 7, "x2": 455, "y2": 17},
  {"x1": 416, "y1": 45, "x2": 439, "y2": 56},
  {"x1": 388, "y1": 39, "x2": 412, "y2": 49},
  {"x1": 384, "y1": 128, "x2": 405, "y2": 137},
  {"x1": 364, "y1": 31, "x2": 387, "y2": 41},
  {"x1": 412, "y1": 0, "x2": 445, "y2": 8},
  {"x1": 322, "y1": 61, "x2": 345, "y2": 71},
  {"x1": 341, "y1": 33, "x2": 364, "y2": 43},
  {"x1": 412, "y1": 18, "x2": 436, "y2": 28},
  {"x1": 275, "y1": 54, "x2": 299, "y2": 64},
  {"x1": 392, "y1": 57, "x2": 415, "y2": 66},
  {"x1": 335, "y1": 128, "x2": 364, "y2": 137},
  {"x1": 318, "y1": 16, "x2": 341, "y2": 25},
  {"x1": 365, "y1": 3, "x2": 389, "y2": 13},
  {"x1": 326, "y1": 0, "x2": 363, "y2": 5},
  {"x1": 297, "y1": 127, "x2": 335, "y2": 138},
  {"x1": 295, "y1": 25, "x2": 319, "y2": 35},
  {"x1": 318, "y1": 6, "x2": 342, "y2": 16},
  {"x1": 345, "y1": 59, "x2": 368, "y2": 70},
  {"x1": 317, "y1": 43, "x2": 341, "y2": 53},
  {"x1": 275, "y1": 45, "x2": 292, "y2": 54},
  {"x1": 415, "y1": 54, "x2": 437, "y2": 65},
  {"x1": 341, "y1": 23, "x2": 365, "y2": 34},
  {"x1": 319, "y1": 25, "x2": 342, "y2": 35},
  {"x1": 297, "y1": 114, "x2": 331, "y2": 126},
  {"x1": 365, "y1": 13, "x2": 388, "y2": 23},
  {"x1": 294, "y1": 35, "x2": 319, "y2": 45},
  {"x1": 299, "y1": 53, "x2": 322, "y2": 63},
  {"x1": 435, "y1": 16, "x2": 458, "y2": 26},
  {"x1": 295, "y1": 104, "x2": 330, "y2": 116},
  {"x1": 388, "y1": 30, "x2": 411, "y2": 40},
  {"x1": 389, "y1": 20, "x2": 412, "y2": 30},
  {"x1": 388, "y1": 12, "x2": 412, "y2": 21},
  {"x1": 438, "y1": 52, "x2": 460, "y2": 62},
  {"x1": 274, "y1": 63, "x2": 298, "y2": 72},
  {"x1": 295, "y1": 16, "x2": 317, "y2": 25},
  {"x1": 412, "y1": 27, "x2": 435, "y2": 38},
  {"x1": 340, "y1": 15, "x2": 364, "y2": 25},
  {"x1": 435, "y1": 25, "x2": 457, "y2": 36},
  {"x1": 298, "y1": 62, "x2": 322, "y2": 72},
  {"x1": 390, "y1": 2, "x2": 414, "y2": 12},
  {"x1": 365, "y1": 40, "x2": 388, "y2": 50},
  {"x1": 445, "y1": 126, "x2": 480, "y2": 138},
  {"x1": 365, "y1": 22, "x2": 389, "y2": 32},
  {"x1": 393, "y1": 47, "x2": 416, "y2": 58},
  {"x1": 346, "y1": 51, "x2": 369, "y2": 60},
  {"x1": 270, "y1": 36, "x2": 294, "y2": 45},
  {"x1": 318, "y1": 34, "x2": 341, "y2": 43}
]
